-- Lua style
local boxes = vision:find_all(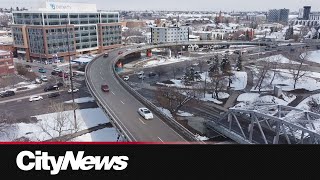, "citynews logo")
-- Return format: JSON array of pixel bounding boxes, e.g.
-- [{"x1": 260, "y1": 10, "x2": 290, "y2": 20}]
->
[{"x1": 16, "y1": 151, "x2": 129, "y2": 175}]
